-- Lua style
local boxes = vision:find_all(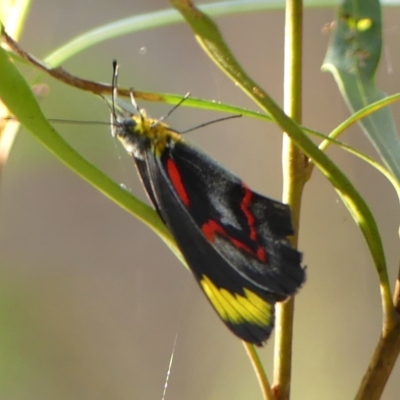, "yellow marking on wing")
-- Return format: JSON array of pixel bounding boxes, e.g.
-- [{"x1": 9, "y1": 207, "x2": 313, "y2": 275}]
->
[
  {"x1": 200, "y1": 275, "x2": 272, "y2": 326},
  {"x1": 237, "y1": 289, "x2": 272, "y2": 325},
  {"x1": 201, "y1": 275, "x2": 229, "y2": 320}
]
